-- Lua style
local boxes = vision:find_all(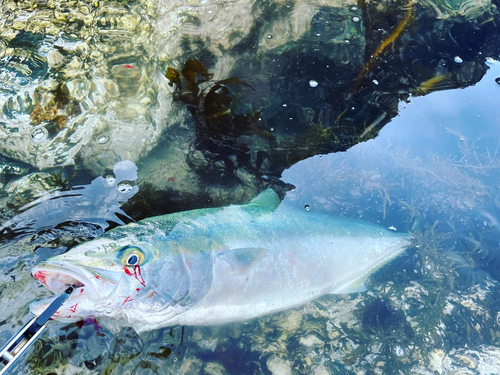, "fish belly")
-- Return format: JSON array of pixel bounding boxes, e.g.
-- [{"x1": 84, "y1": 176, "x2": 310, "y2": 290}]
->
[{"x1": 168, "y1": 230, "x2": 408, "y2": 326}]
